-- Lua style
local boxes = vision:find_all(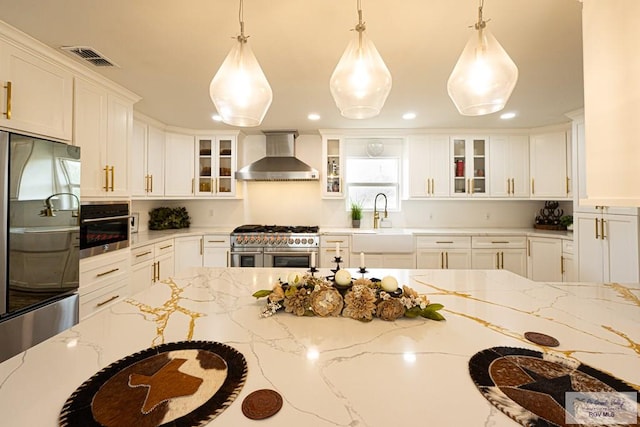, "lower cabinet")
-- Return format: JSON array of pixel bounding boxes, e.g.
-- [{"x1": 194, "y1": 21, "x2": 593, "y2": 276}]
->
[
  {"x1": 79, "y1": 250, "x2": 130, "y2": 320},
  {"x1": 320, "y1": 235, "x2": 350, "y2": 268},
  {"x1": 355, "y1": 253, "x2": 416, "y2": 269},
  {"x1": 527, "y1": 237, "x2": 563, "y2": 282},
  {"x1": 174, "y1": 235, "x2": 204, "y2": 274},
  {"x1": 562, "y1": 238, "x2": 576, "y2": 282},
  {"x1": 203, "y1": 234, "x2": 231, "y2": 267},
  {"x1": 471, "y1": 236, "x2": 527, "y2": 276},
  {"x1": 130, "y1": 239, "x2": 175, "y2": 294},
  {"x1": 416, "y1": 235, "x2": 471, "y2": 269}
]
